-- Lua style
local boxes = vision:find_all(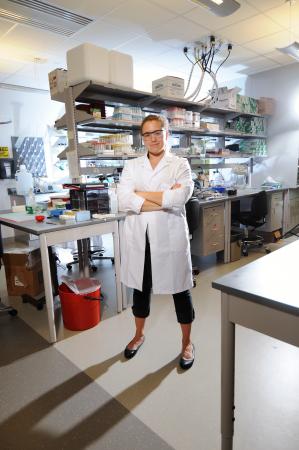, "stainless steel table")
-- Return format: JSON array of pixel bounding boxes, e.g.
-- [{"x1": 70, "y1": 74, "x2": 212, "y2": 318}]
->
[
  {"x1": 0, "y1": 213, "x2": 126, "y2": 343},
  {"x1": 212, "y1": 240, "x2": 299, "y2": 450}
]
